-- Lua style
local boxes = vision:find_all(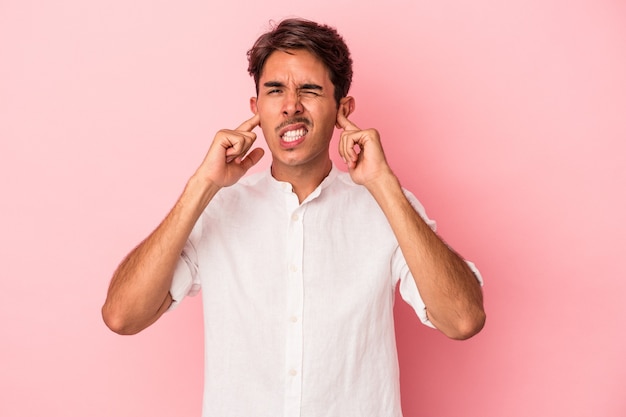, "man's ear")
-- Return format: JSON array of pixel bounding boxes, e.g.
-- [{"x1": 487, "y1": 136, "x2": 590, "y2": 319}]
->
[
  {"x1": 340, "y1": 96, "x2": 355, "y2": 117},
  {"x1": 336, "y1": 96, "x2": 356, "y2": 128},
  {"x1": 250, "y1": 97, "x2": 258, "y2": 114},
  {"x1": 250, "y1": 97, "x2": 260, "y2": 127}
]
